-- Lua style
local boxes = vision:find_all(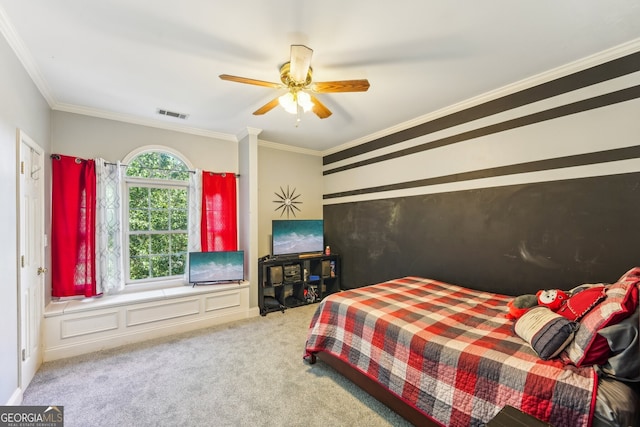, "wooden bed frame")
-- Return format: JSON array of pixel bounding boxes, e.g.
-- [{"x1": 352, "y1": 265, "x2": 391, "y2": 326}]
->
[{"x1": 308, "y1": 351, "x2": 439, "y2": 427}]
